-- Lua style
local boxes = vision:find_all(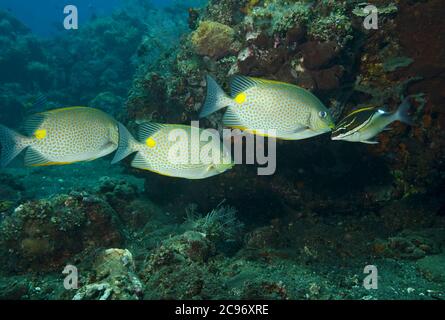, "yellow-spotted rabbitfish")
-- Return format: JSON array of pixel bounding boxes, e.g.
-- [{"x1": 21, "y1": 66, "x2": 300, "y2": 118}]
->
[
  {"x1": 0, "y1": 107, "x2": 118, "y2": 167},
  {"x1": 111, "y1": 122, "x2": 234, "y2": 179},
  {"x1": 199, "y1": 75, "x2": 335, "y2": 140},
  {"x1": 331, "y1": 98, "x2": 413, "y2": 144}
]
